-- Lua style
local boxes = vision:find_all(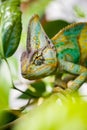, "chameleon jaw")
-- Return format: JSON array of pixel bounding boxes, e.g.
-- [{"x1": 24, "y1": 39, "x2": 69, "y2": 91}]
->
[{"x1": 22, "y1": 62, "x2": 58, "y2": 80}]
